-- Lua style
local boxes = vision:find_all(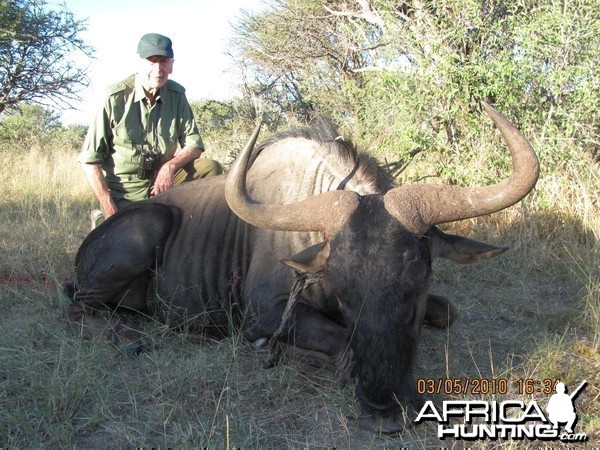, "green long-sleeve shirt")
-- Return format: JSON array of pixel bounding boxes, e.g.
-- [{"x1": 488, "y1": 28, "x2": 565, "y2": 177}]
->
[{"x1": 78, "y1": 74, "x2": 204, "y2": 204}]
